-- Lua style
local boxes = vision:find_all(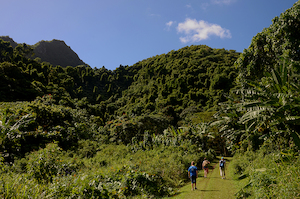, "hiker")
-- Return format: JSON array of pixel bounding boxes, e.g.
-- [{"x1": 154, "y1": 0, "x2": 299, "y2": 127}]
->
[
  {"x1": 202, "y1": 158, "x2": 210, "y2": 178},
  {"x1": 188, "y1": 161, "x2": 198, "y2": 190},
  {"x1": 219, "y1": 157, "x2": 226, "y2": 179}
]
